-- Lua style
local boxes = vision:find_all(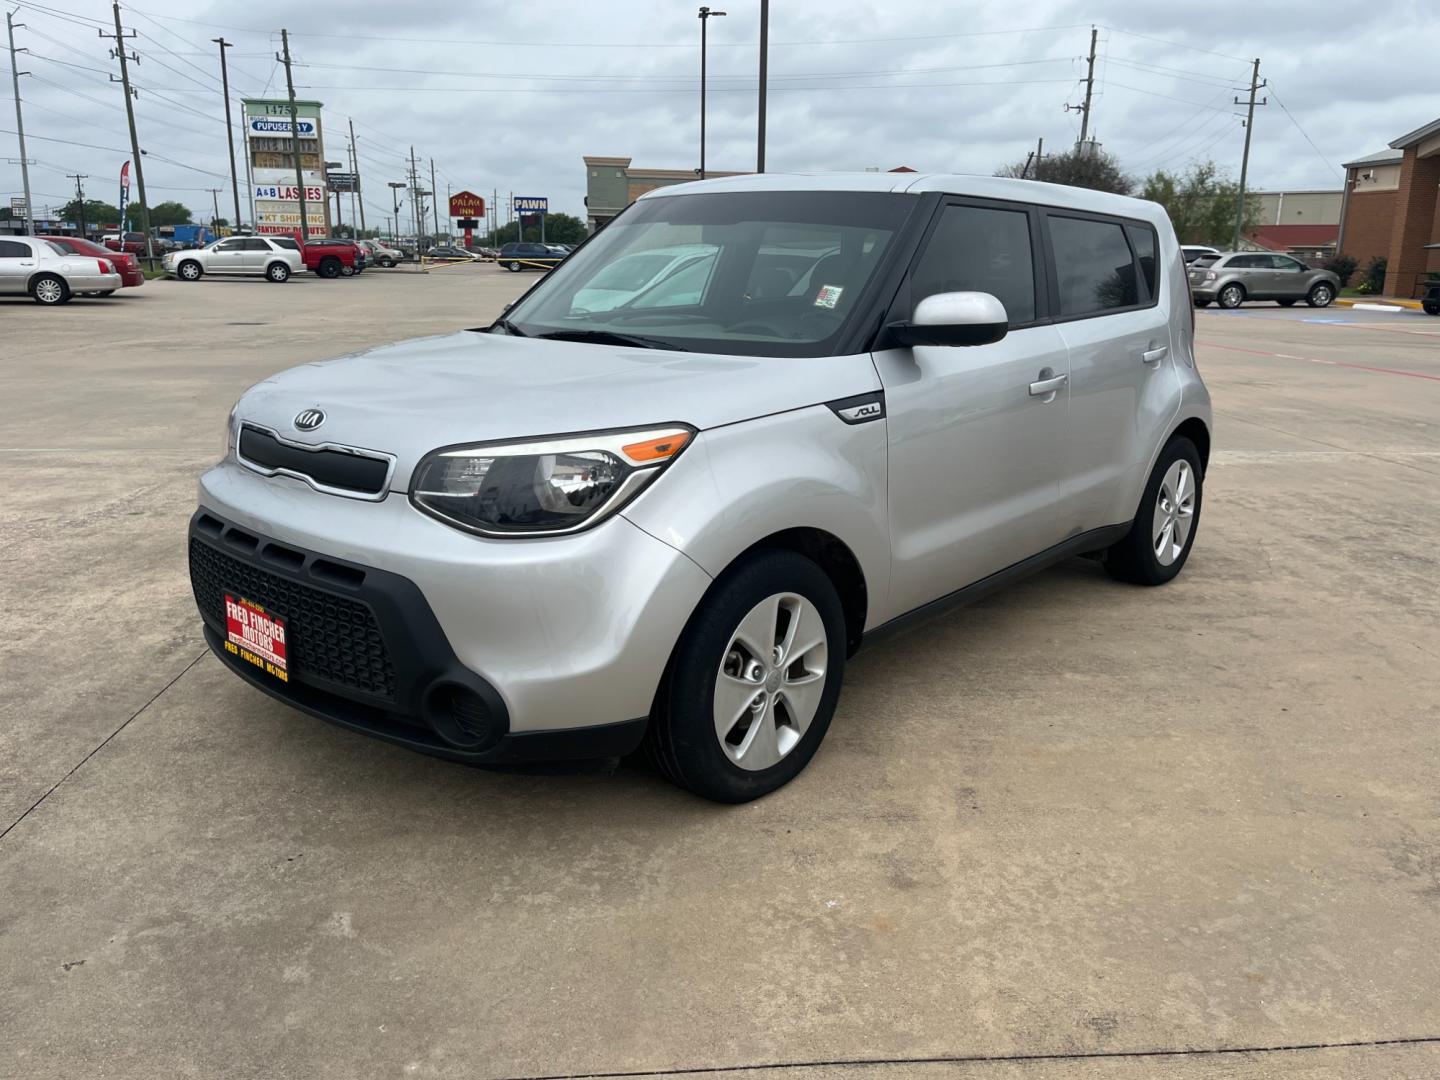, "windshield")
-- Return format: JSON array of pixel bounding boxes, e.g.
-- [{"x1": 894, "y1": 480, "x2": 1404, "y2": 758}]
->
[{"x1": 501, "y1": 190, "x2": 918, "y2": 357}]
